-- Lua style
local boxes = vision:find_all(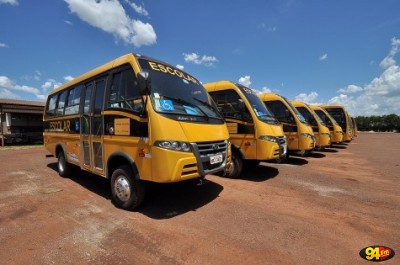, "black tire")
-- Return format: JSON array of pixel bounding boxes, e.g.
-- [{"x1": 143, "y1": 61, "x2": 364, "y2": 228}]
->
[
  {"x1": 111, "y1": 165, "x2": 145, "y2": 210},
  {"x1": 276, "y1": 153, "x2": 289, "y2": 163},
  {"x1": 57, "y1": 151, "x2": 71, "y2": 177},
  {"x1": 296, "y1": 150, "x2": 310, "y2": 157},
  {"x1": 224, "y1": 151, "x2": 243, "y2": 179}
]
